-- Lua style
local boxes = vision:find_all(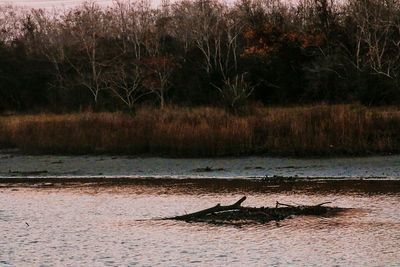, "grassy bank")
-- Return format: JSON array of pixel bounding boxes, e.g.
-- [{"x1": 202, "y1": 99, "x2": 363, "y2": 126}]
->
[{"x1": 1, "y1": 105, "x2": 400, "y2": 157}]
